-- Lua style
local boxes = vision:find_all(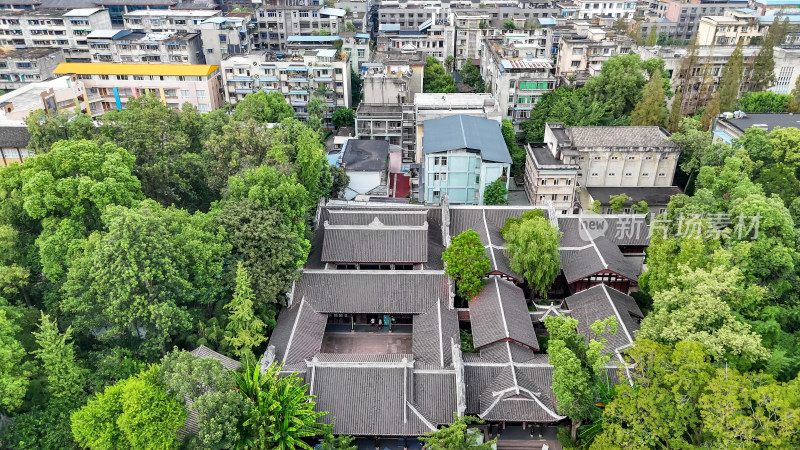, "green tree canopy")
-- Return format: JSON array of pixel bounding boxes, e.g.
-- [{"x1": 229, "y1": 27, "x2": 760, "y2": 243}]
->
[
  {"x1": 584, "y1": 53, "x2": 648, "y2": 117},
  {"x1": 420, "y1": 413, "x2": 497, "y2": 449},
  {"x1": 224, "y1": 262, "x2": 267, "y2": 360},
  {"x1": 62, "y1": 200, "x2": 229, "y2": 358},
  {"x1": 331, "y1": 107, "x2": 355, "y2": 127},
  {"x1": 459, "y1": 58, "x2": 484, "y2": 92},
  {"x1": 483, "y1": 179, "x2": 509, "y2": 205},
  {"x1": 442, "y1": 229, "x2": 491, "y2": 300},
  {"x1": 423, "y1": 56, "x2": 457, "y2": 93},
  {"x1": 0, "y1": 305, "x2": 29, "y2": 414},
  {"x1": 717, "y1": 40, "x2": 745, "y2": 112},
  {"x1": 501, "y1": 210, "x2": 561, "y2": 298},
  {"x1": 71, "y1": 366, "x2": 187, "y2": 450},
  {"x1": 630, "y1": 70, "x2": 667, "y2": 127},
  {"x1": 232, "y1": 90, "x2": 295, "y2": 124},
  {"x1": 739, "y1": 91, "x2": 794, "y2": 113}
]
